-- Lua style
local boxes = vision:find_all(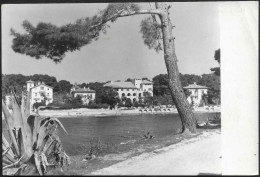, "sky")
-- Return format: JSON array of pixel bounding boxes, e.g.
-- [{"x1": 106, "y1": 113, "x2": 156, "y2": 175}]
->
[{"x1": 1, "y1": 2, "x2": 220, "y2": 84}]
